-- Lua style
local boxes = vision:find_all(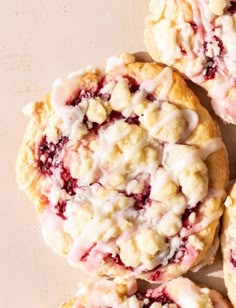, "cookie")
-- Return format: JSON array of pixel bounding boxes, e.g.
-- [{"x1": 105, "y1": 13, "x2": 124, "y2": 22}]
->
[
  {"x1": 221, "y1": 182, "x2": 236, "y2": 306},
  {"x1": 145, "y1": 0, "x2": 236, "y2": 123},
  {"x1": 16, "y1": 53, "x2": 228, "y2": 282},
  {"x1": 60, "y1": 277, "x2": 231, "y2": 308}
]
